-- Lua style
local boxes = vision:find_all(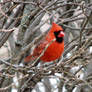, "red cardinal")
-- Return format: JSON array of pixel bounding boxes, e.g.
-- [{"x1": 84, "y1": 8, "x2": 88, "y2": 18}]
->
[{"x1": 24, "y1": 22, "x2": 64, "y2": 65}]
